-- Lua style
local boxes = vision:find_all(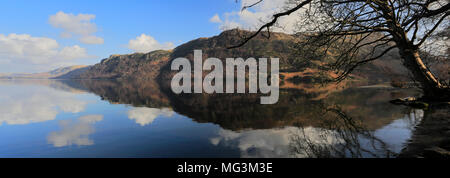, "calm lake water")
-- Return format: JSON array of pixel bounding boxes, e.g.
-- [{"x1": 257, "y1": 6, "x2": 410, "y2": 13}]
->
[{"x1": 0, "y1": 79, "x2": 424, "y2": 158}]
